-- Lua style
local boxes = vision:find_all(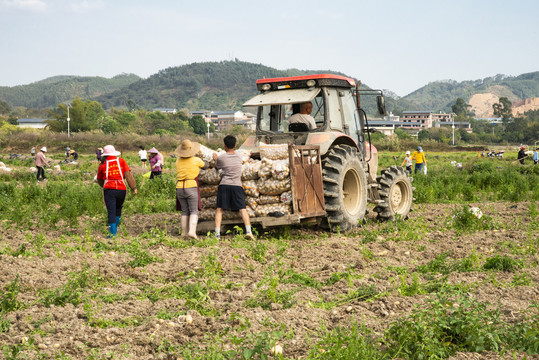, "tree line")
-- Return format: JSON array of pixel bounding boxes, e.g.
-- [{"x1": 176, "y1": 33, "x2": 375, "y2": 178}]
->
[{"x1": 43, "y1": 97, "x2": 215, "y2": 136}]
